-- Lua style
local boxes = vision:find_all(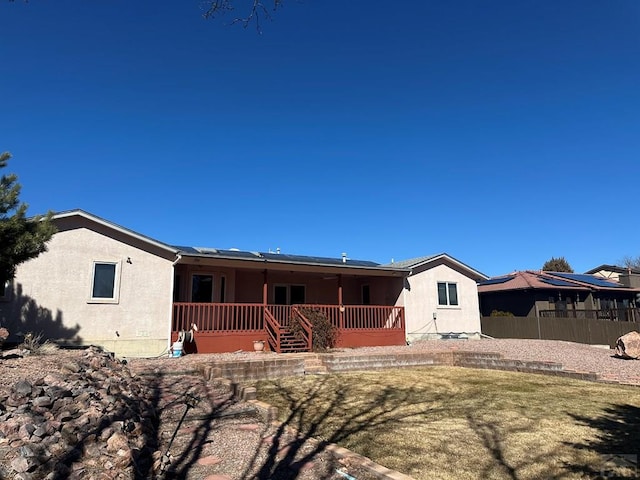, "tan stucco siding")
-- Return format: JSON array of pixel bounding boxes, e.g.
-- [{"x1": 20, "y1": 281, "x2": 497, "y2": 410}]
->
[
  {"x1": 401, "y1": 263, "x2": 481, "y2": 340},
  {"x1": 2, "y1": 227, "x2": 174, "y2": 357}
]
